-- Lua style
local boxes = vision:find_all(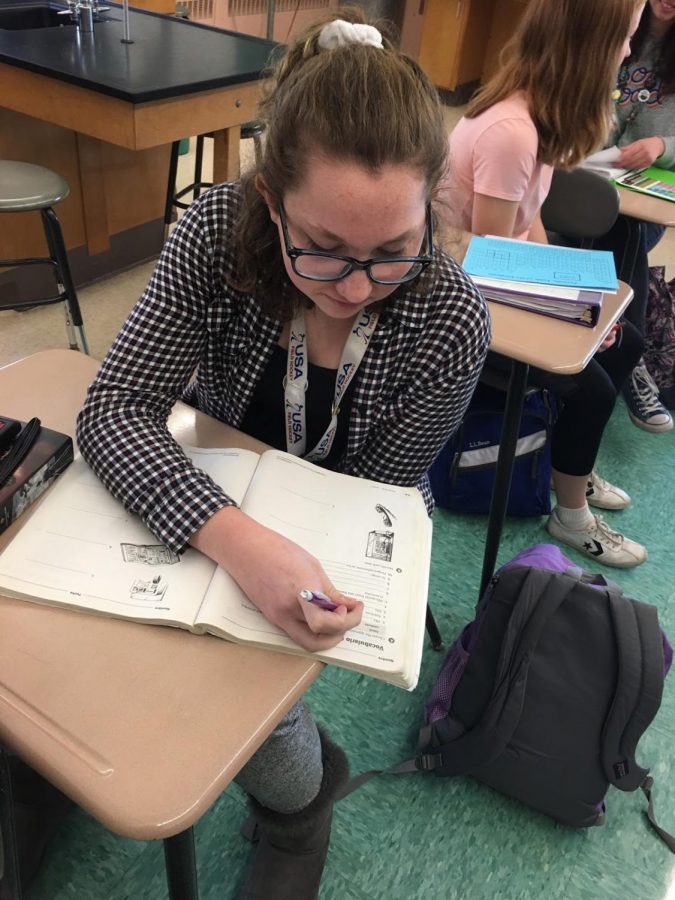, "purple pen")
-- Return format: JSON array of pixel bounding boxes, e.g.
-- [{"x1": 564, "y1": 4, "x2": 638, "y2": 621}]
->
[{"x1": 298, "y1": 589, "x2": 339, "y2": 612}]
